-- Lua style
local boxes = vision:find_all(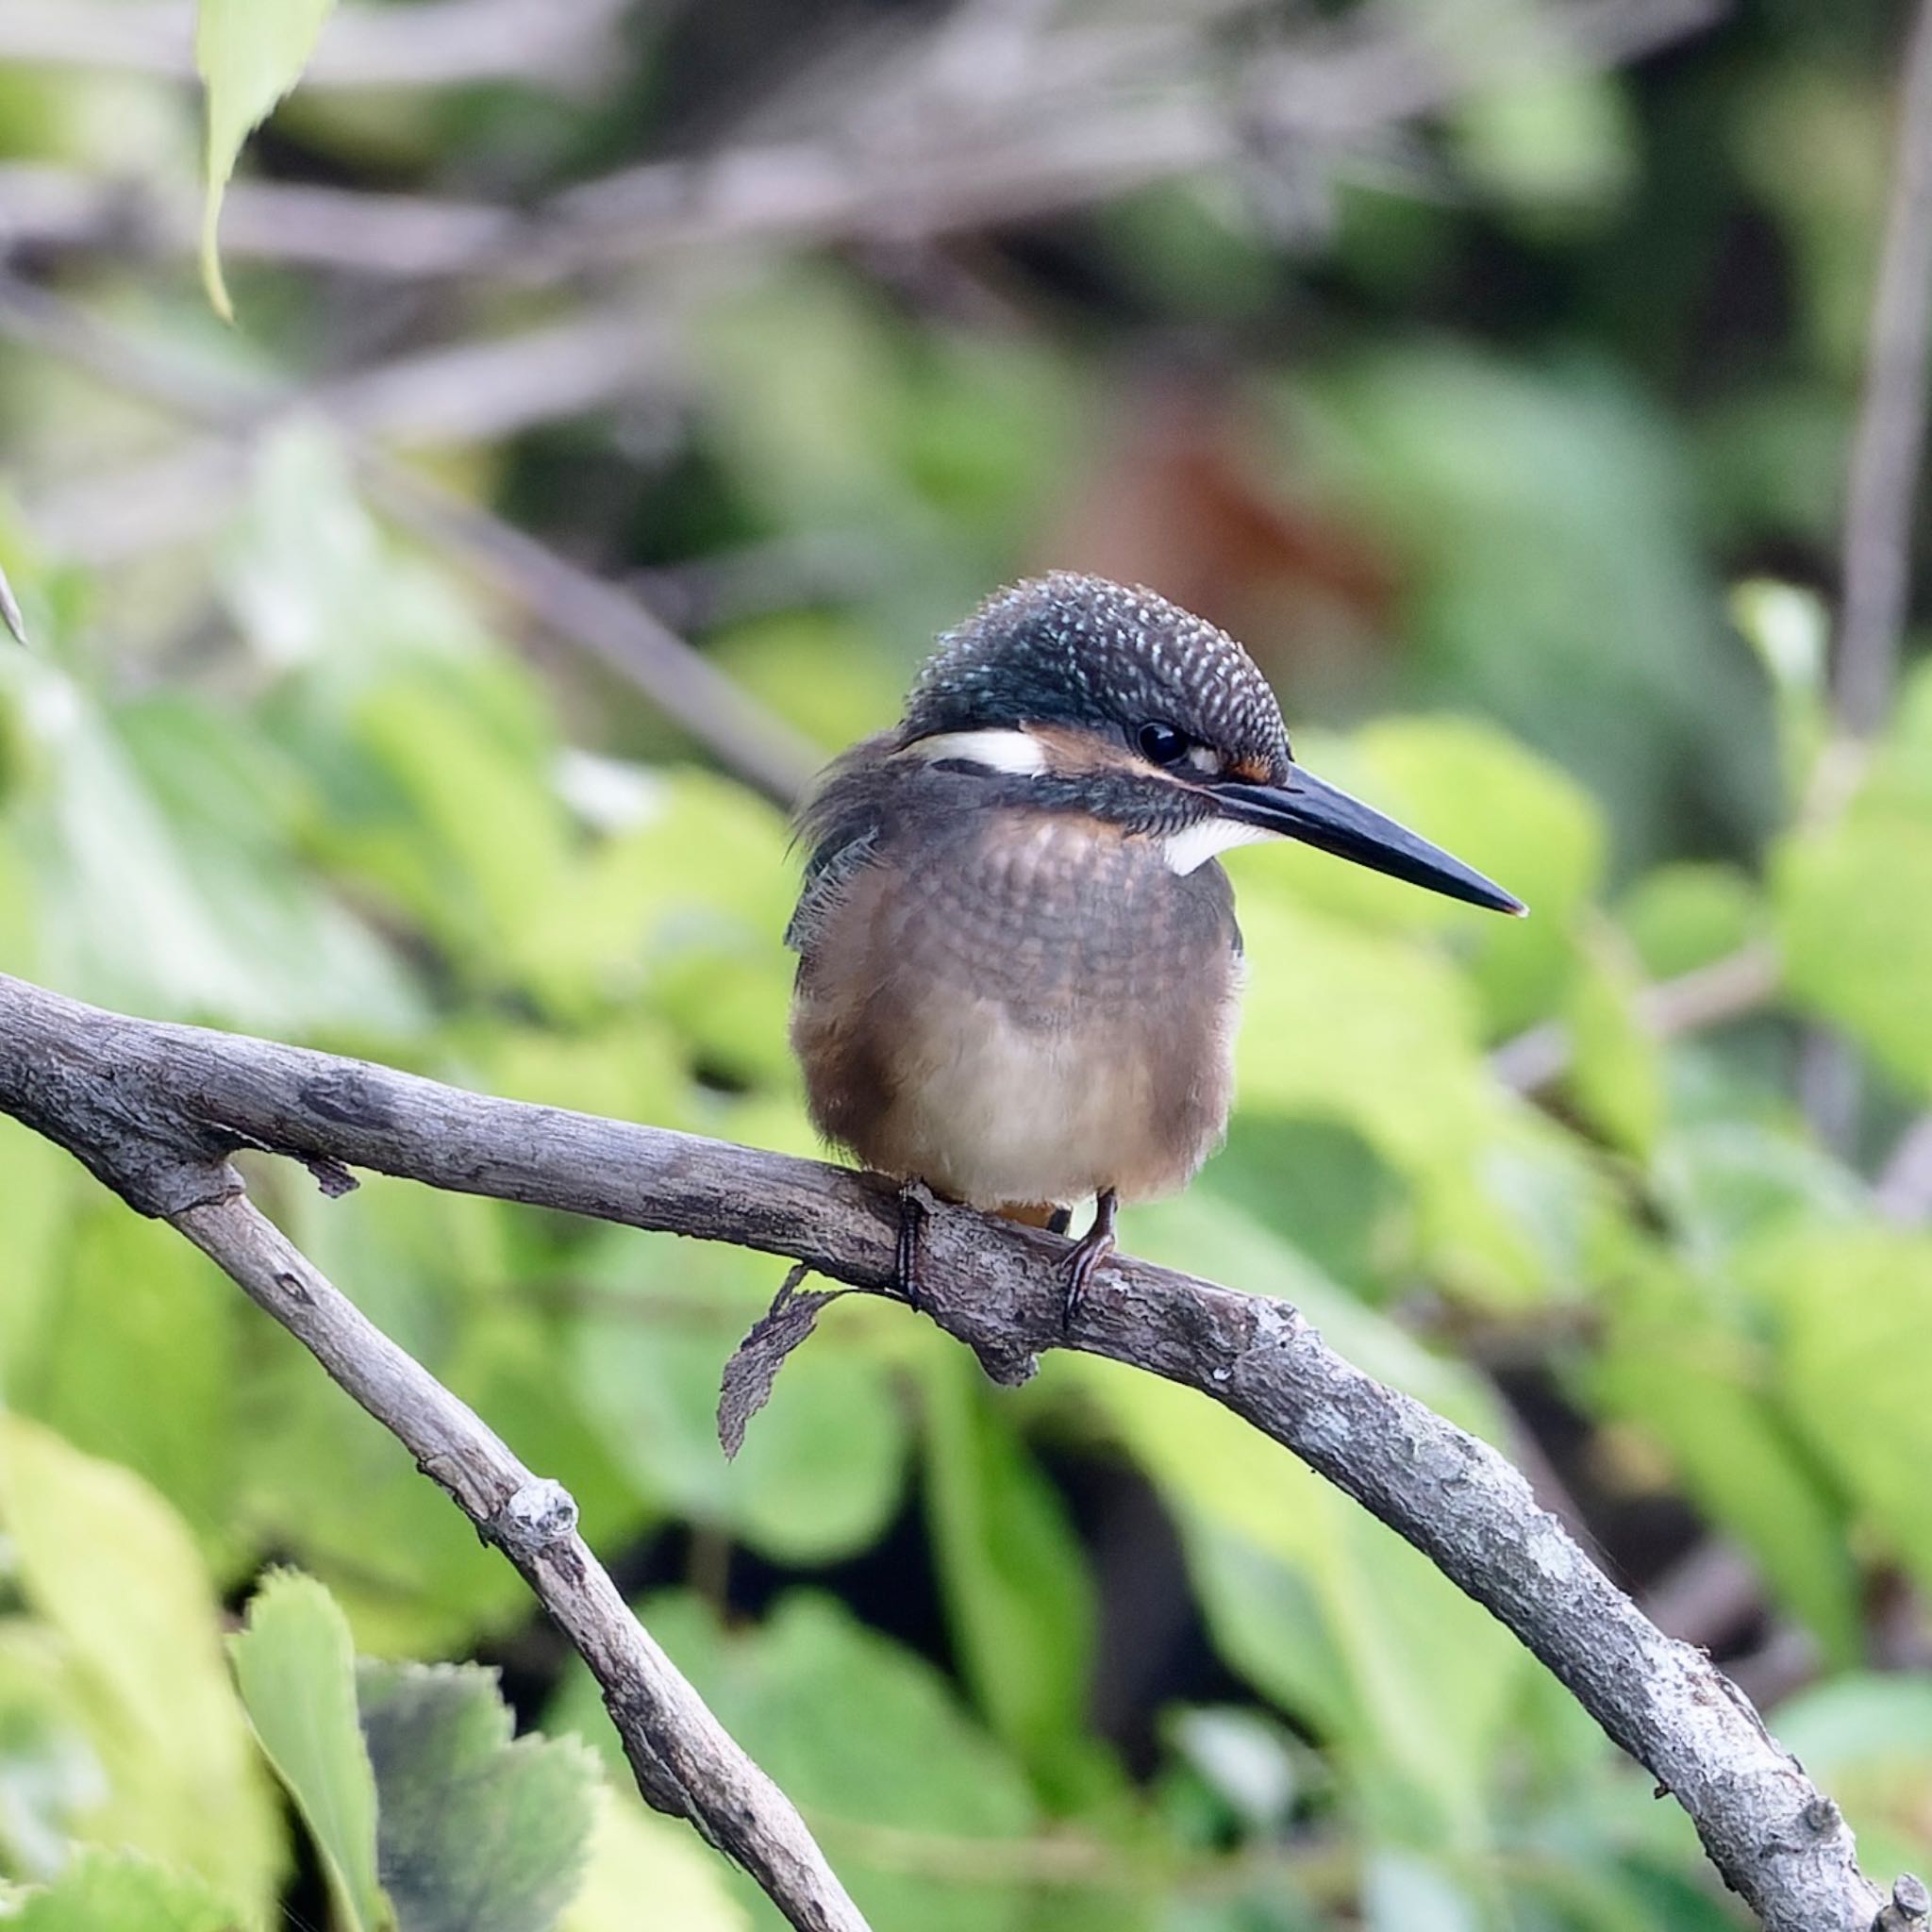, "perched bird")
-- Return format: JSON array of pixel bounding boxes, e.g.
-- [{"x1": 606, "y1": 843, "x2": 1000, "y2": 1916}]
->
[{"x1": 786, "y1": 574, "x2": 1524, "y2": 1322}]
